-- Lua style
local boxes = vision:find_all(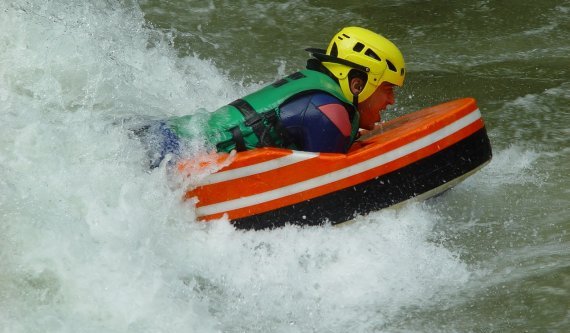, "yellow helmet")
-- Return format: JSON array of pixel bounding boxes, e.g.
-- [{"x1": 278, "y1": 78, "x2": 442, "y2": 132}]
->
[{"x1": 313, "y1": 27, "x2": 405, "y2": 103}]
